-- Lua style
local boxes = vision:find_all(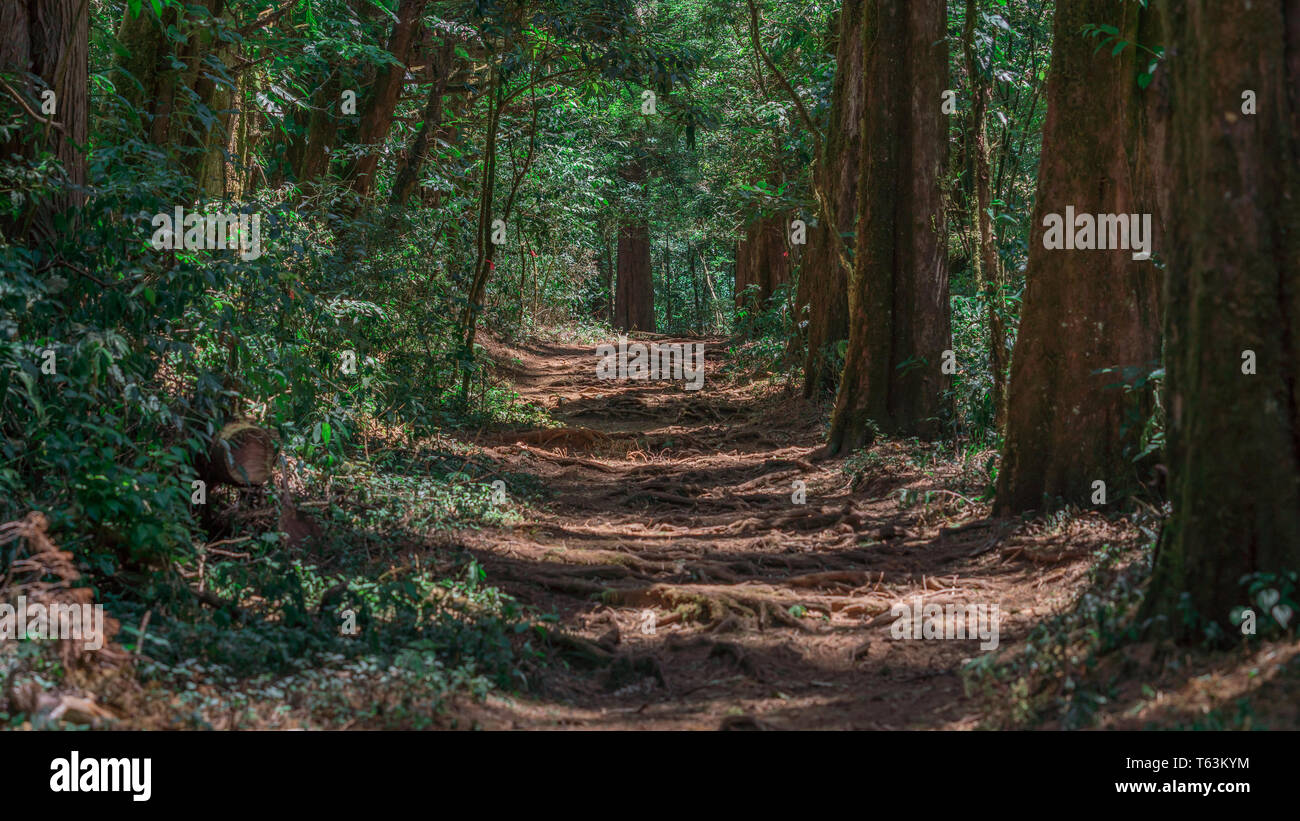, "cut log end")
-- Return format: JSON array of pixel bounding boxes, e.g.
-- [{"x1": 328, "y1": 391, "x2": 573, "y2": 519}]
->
[{"x1": 208, "y1": 422, "x2": 276, "y2": 486}]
